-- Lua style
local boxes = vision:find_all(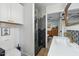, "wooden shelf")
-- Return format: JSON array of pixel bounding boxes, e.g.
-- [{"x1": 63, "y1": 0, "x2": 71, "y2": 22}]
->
[{"x1": 0, "y1": 21, "x2": 23, "y2": 25}]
